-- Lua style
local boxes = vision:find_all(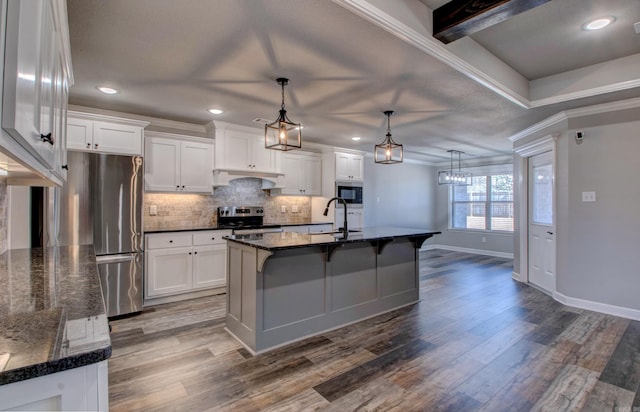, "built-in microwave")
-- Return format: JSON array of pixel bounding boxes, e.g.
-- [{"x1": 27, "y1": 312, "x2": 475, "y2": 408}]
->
[{"x1": 336, "y1": 181, "x2": 363, "y2": 205}]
